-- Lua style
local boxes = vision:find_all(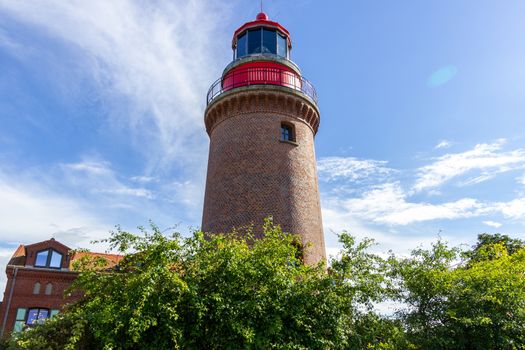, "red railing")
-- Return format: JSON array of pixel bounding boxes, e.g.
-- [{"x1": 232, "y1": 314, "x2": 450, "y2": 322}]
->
[{"x1": 207, "y1": 67, "x2": 318, "y2": 105}]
